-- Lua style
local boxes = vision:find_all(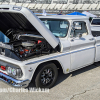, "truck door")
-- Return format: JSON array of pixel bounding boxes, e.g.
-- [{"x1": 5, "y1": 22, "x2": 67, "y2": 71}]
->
[{"x1": 69, "y1": 20, "x2": 95, "y2": 71}]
